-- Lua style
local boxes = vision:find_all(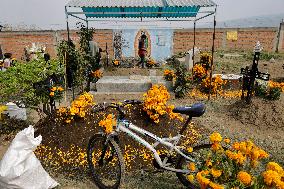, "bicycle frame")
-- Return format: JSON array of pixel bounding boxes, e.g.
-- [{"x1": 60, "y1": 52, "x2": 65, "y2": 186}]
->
[{"x1": 113, "y1": 119, "x2": 195, "y2": 174}]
